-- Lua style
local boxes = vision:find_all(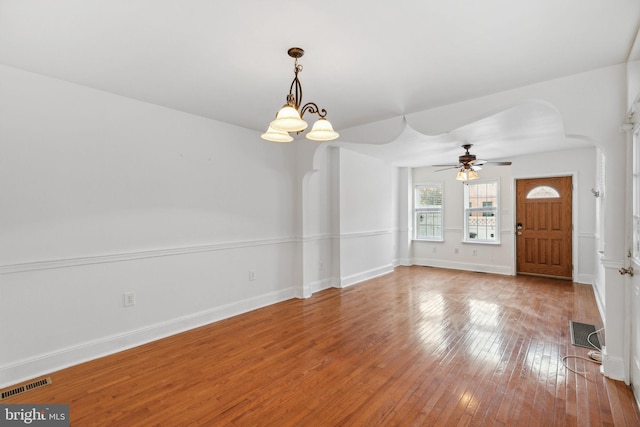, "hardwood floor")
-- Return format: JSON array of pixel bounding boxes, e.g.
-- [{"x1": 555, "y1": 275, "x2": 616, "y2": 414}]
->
[{"x1": 3, "y1": 266, "x2": 640, "y2": 426}]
